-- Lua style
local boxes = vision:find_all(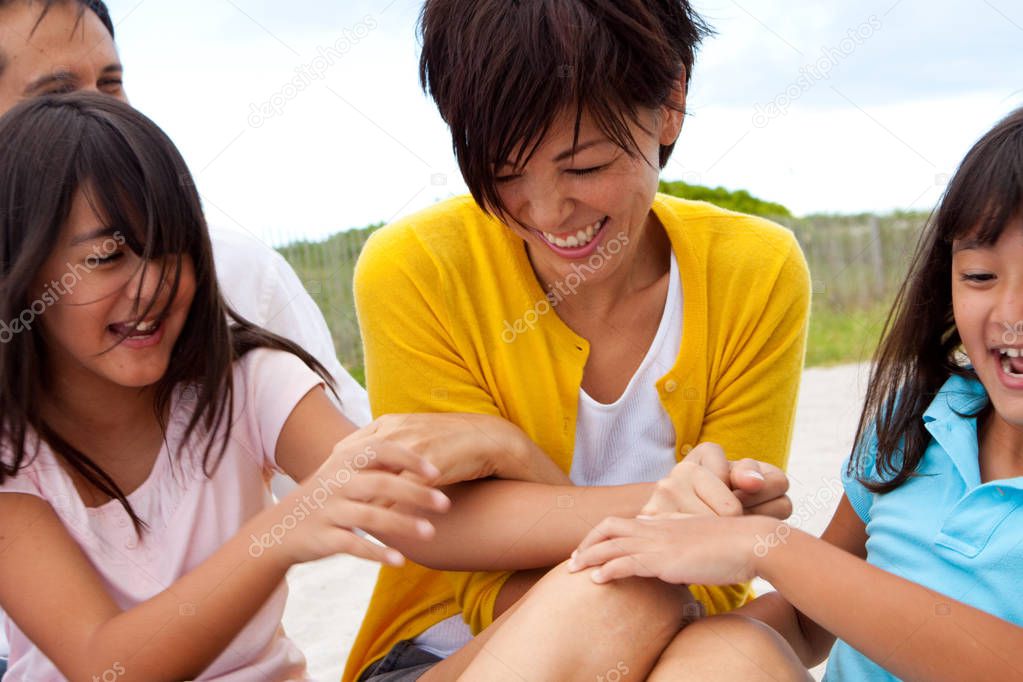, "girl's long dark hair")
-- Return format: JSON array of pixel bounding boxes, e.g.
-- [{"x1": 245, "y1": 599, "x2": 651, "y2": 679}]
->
[
  {"x1": 850, "y1": 107, "x2": 1023, "y2": 492},
  {"x1": 0, "y1": 93, "x2": 334, "y2": 529}
]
